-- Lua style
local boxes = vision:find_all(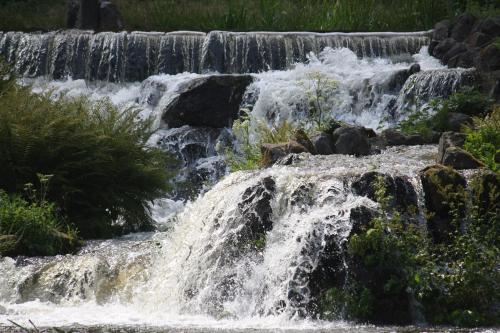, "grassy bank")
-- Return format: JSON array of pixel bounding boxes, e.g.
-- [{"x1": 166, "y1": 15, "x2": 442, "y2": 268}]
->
[{"x1": 0, "y1": 0, "x2": 499, "y2": 32}]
